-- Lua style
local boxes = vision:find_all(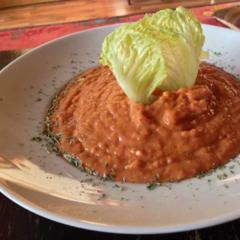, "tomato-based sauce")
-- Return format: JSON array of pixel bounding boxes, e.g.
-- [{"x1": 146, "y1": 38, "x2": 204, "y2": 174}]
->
[{"x1": 46, "y1": 63, "x2": 240, "y2": 183}]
